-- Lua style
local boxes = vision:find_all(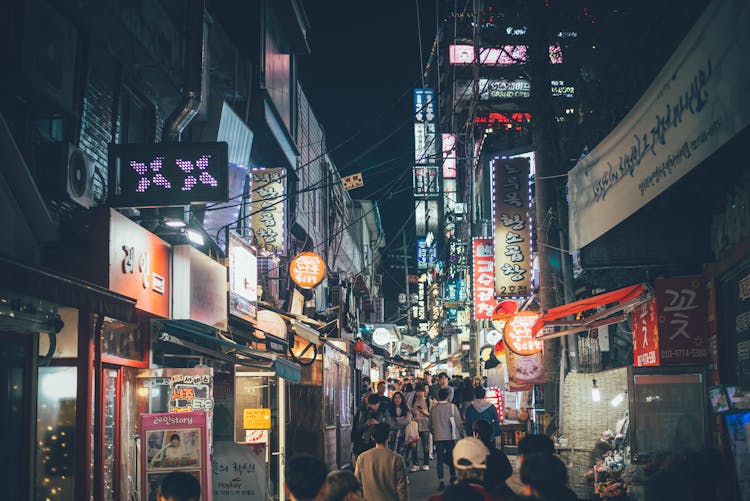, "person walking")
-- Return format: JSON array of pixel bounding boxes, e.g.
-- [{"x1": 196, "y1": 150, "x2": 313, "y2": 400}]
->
[
  {"x1": 430, "y1": 387, "x2": 464, "y2": 489},
  {"x1": 464, "y1": 387, "x2": 501, "y2": 443},
  {"x1": 354, "y1": 423, "x2": 409, "y2": 501},
  {"x1": 353, "y1": 393, "x2": 392, "y2": 456},
  {"x1": 409, "y1": 383, "x2": 432, "y2": 472},
  {"x1": 430, "y1": 372, "x2": 455, "y2": 403},
  {"x1": 388, "y1": 391, "x2": 411, "y2": 457},
  {"x1": 472, "y1": 419, "x2": 513, "y2": 497}
]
